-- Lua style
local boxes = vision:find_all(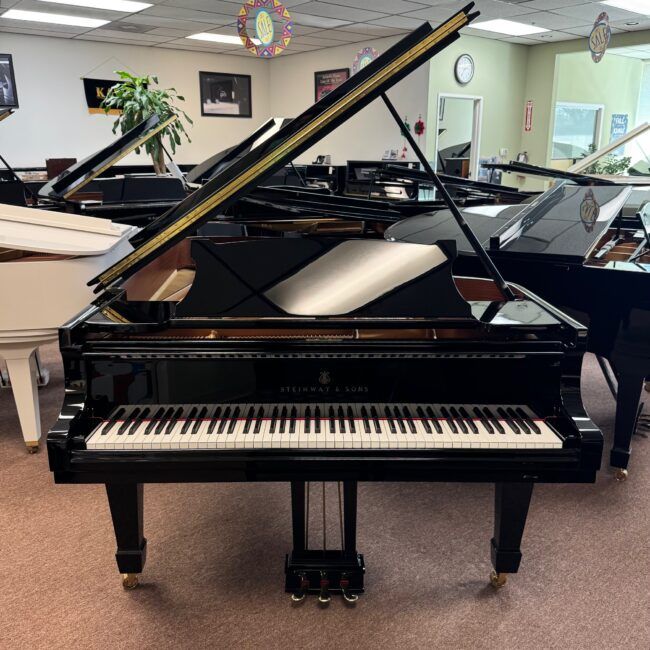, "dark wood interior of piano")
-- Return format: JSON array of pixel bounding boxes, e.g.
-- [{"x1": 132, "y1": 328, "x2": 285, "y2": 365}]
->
[
  {"x1": 586, "y1": 225, "x2": 650, "y2": 266},
  {"x1": 111, "y1": 236, "x2": 527, "y2": 342}
]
